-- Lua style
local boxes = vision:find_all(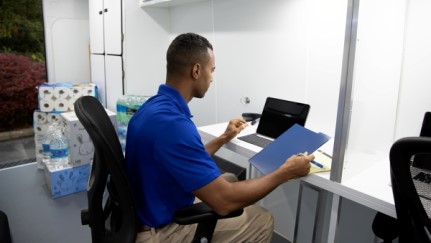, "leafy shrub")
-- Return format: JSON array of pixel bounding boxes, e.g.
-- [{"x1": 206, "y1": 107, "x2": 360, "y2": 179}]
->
[{"x1": 0, "y1": 52, "x2": 46, "y2": 132}]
